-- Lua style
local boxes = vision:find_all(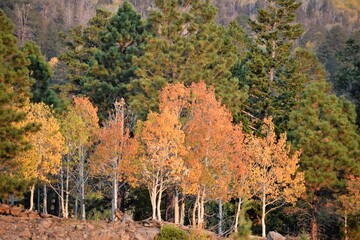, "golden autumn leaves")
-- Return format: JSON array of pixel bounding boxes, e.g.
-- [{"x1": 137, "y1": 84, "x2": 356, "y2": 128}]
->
[
  {"x1": 120, "y1": 82, "x2": 305, "y2": 231},
  {"x1": 14, "y1": 102, "x2": 65, "y2": 211},
  {"x1": 13, "y1": 81, "x2": 304, "y2": 233}
]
